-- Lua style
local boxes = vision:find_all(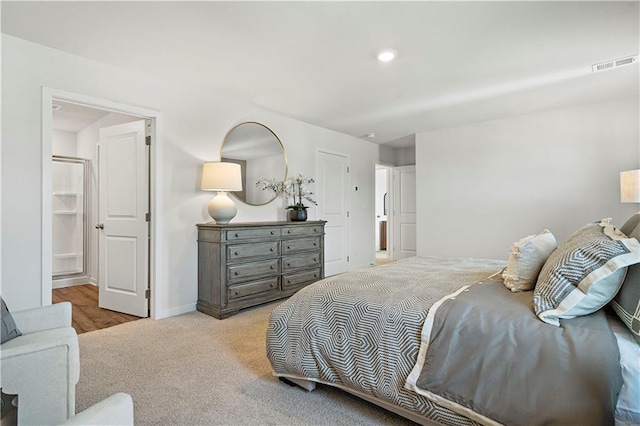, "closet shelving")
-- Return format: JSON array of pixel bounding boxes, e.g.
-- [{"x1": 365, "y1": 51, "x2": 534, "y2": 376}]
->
[
  {"x1": 52, "y1": 157, "x2": 88, "y2": 278},
  {"x1": 53, "y1": 193, "x2": 79, "y2": 214}
]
